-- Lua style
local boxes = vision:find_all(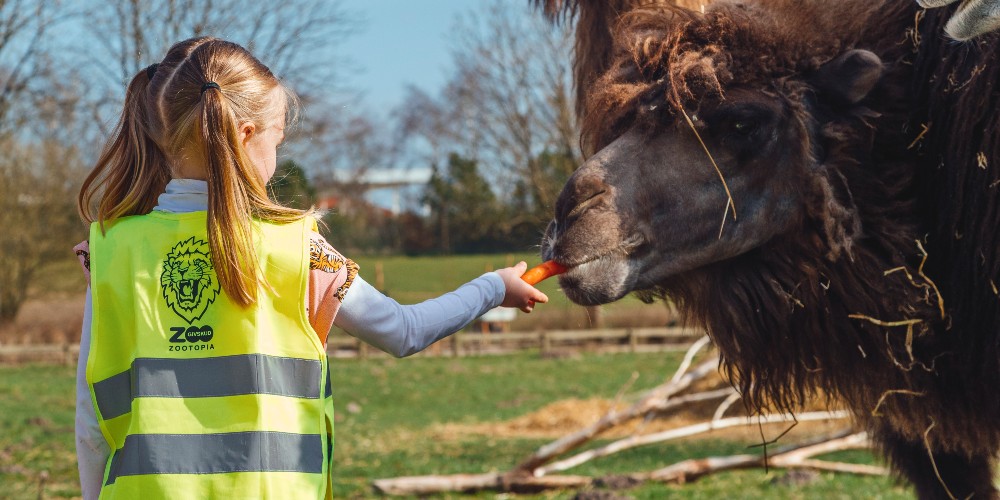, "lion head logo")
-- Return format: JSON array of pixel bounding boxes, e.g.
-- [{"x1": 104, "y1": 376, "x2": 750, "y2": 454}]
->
[{"x1": 160, "y1": 237, "x2": 220, "y2": 324}]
